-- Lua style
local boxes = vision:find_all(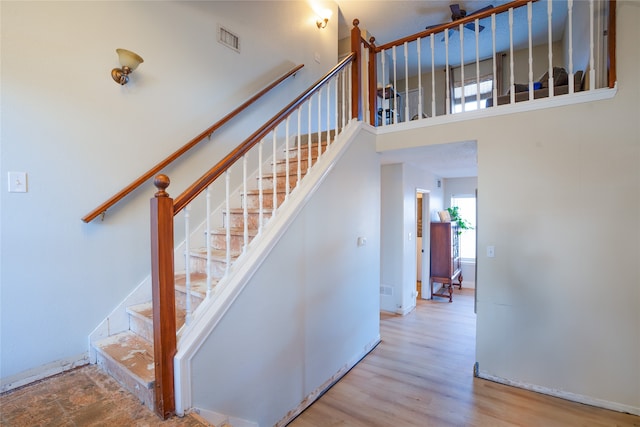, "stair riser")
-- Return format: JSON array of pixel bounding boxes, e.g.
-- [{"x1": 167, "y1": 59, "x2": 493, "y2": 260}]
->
[
  {"x1": 242, "y1": 191, "x2": 287, "y2": 210},
  {"x1": 285, "y1": 144, "x2": 327, "y2": 160},
  {"x1": 257, "y1": 174, "x2": 302, "y2": 191},
  {"x1": 95, "y1": 345, "x2": 154, "y2": 412},
  {"x1": 189, "y1": 255, "x2": 230, "y2": 278},
  {"x1": 223, "y1": 210, "x2": 273, "y2": 229},
  {"x1": 275, "y1": 158, "x2": 314, "y2": 174},
  {"x1": 208, "y1": 232, "x2": 256, "y2": 253}
]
